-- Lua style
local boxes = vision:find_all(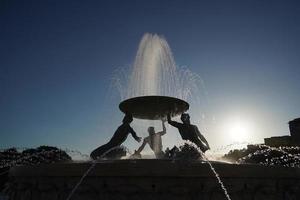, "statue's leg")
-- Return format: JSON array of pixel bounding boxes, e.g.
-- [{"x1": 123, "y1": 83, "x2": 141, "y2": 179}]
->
[
  {"x1": 193, "y1": 138, "x2": 208, "y2": 153},
  {"x1": 90, "y1": 143, "x2": 115, "y2": 160}
]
